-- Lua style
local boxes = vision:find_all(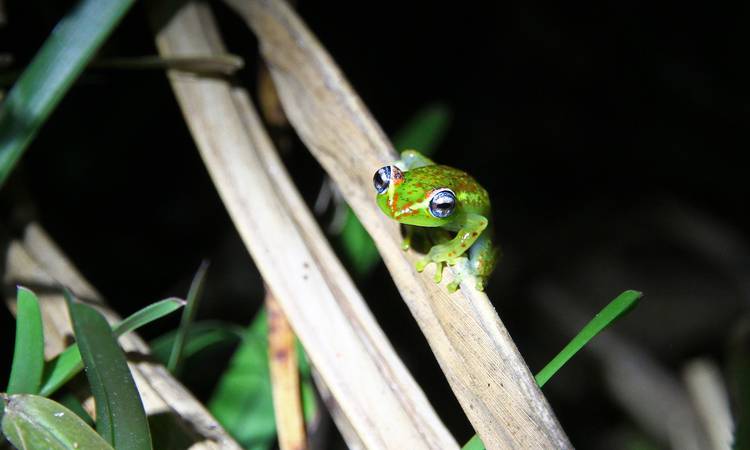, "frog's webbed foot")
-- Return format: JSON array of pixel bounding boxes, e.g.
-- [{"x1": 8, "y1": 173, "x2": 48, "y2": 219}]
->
[{"x1": 416, "y1": 252, "x2": 464, "y2": 291}]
